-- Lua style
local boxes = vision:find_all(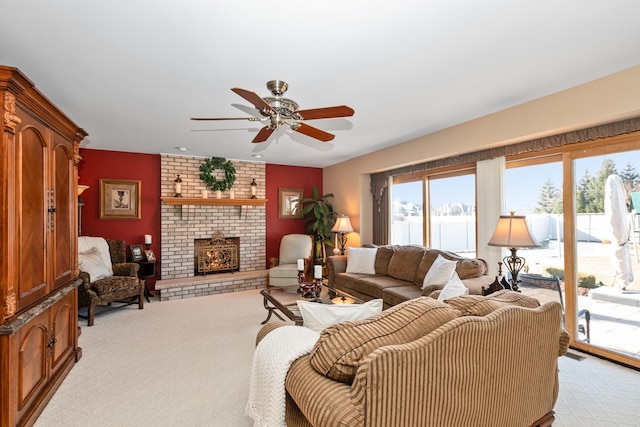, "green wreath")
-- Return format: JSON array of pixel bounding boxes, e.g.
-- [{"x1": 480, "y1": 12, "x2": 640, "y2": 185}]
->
[{"x1": 199, "y1": 157, "x2": 236, "y2": 192}]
